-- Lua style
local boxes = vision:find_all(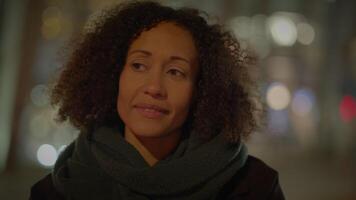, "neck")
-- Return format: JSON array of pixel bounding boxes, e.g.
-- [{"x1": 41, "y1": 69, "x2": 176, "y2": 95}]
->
[{"x1": 124, "y1": 127, "x2": 181, "y2": 166}]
